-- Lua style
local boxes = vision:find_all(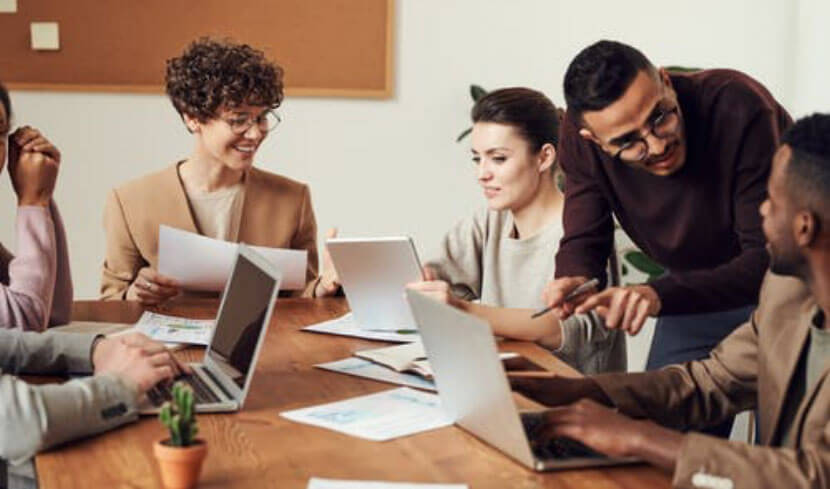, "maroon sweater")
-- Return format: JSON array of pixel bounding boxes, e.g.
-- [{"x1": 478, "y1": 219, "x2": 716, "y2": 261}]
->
[{"x1": 555, "y1": 69, "x2": 792, "y2": 314}]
